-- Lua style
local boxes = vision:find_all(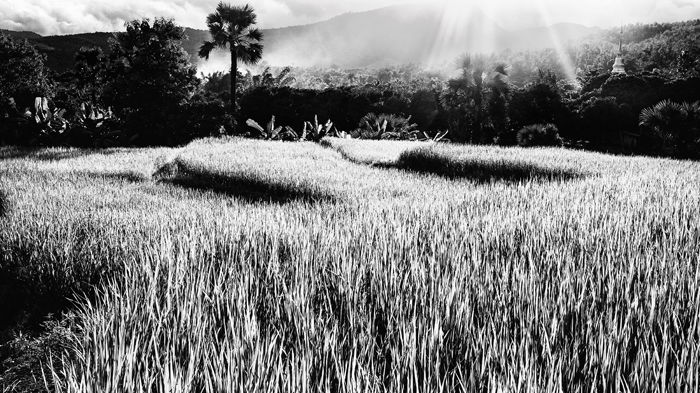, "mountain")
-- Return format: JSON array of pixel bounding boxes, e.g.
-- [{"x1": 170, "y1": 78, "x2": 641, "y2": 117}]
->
[
  {"x1": 1, "y1": 4, "x2": 600, "y2": 72},
  {"x1": 260, "y1": 5, "x2": 600, "y2": 67},
  {"x1": 1, "y1": 29, "x2": 113, "y2": 71},
  {"x1": 0, "y1": 30, "x2": 42, "y2": 40},
  {"x1": 261, "y1": 4, "x2": 506, "y2": 68}
]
